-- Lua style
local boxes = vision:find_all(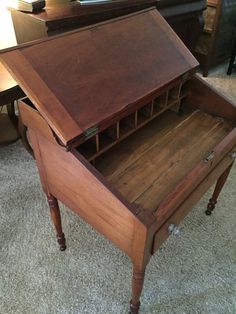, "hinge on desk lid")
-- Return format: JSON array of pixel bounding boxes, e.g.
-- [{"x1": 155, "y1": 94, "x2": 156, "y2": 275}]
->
[{"x1": 84, "y1": 125, "x2": 99, "y2": 138}]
